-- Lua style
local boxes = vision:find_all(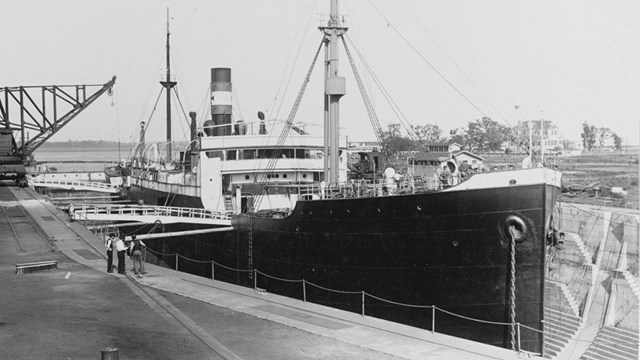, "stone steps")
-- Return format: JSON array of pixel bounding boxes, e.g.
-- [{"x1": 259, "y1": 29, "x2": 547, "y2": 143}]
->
[
  {"x1": 543, "y1": 296, "x2": 582, "y2": 359},
  {"x1": 580, "y1": 326, "x2": 639, "y2": 360}
]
